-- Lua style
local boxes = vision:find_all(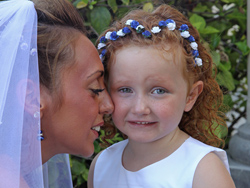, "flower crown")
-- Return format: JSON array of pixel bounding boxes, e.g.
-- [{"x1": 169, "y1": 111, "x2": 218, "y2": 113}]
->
[{"x1": 97, "y1": 19, "x2": 202, "y2": 67}]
